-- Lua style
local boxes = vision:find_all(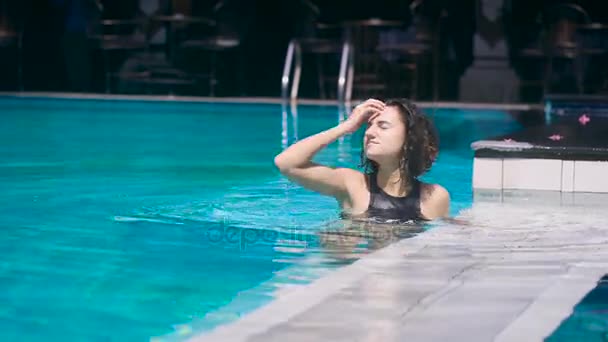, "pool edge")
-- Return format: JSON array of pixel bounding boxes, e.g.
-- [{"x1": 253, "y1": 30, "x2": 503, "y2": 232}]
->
[
  {"x1": 183, "y1": 234, "x2": 430, "y2": 342},
  {"x1": 0, "y1": 92, "x2": 542, "y2": 111}
]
